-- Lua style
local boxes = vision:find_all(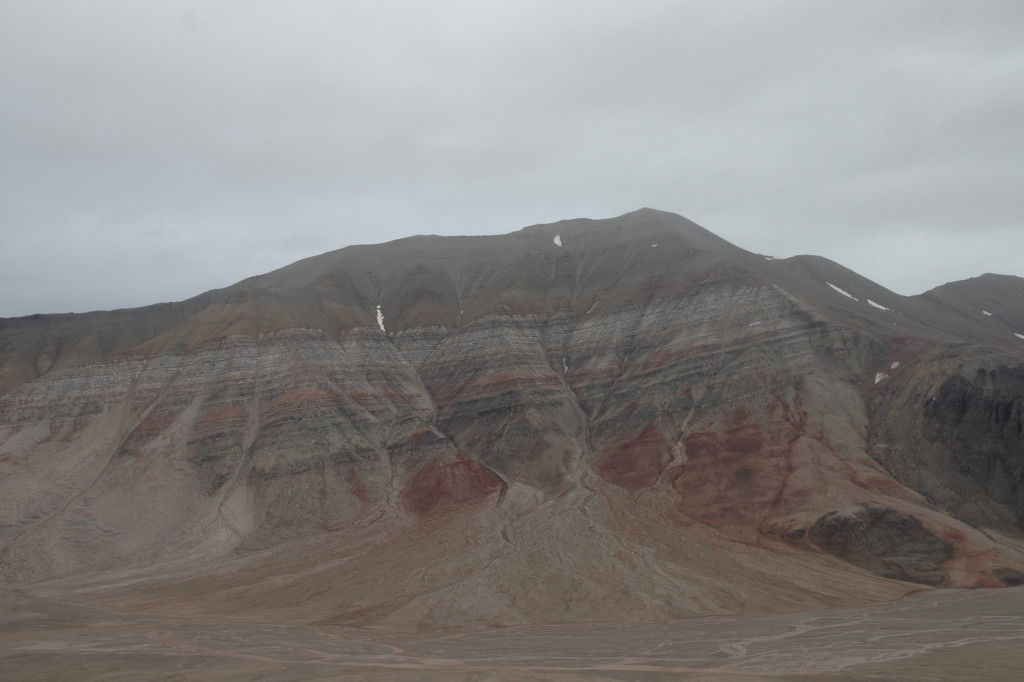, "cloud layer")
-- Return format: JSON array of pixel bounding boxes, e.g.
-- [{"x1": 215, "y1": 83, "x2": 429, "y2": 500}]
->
[{"x1": 2, "y1": 0, "x2": 1022, "y2": 316}]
